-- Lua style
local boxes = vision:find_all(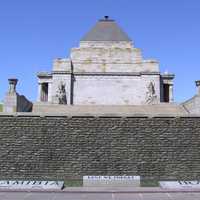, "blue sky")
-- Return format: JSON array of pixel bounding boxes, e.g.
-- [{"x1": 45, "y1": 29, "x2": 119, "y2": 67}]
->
[{"x1": 0, "y1": 0, "x2": 200, "y2": 102}]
